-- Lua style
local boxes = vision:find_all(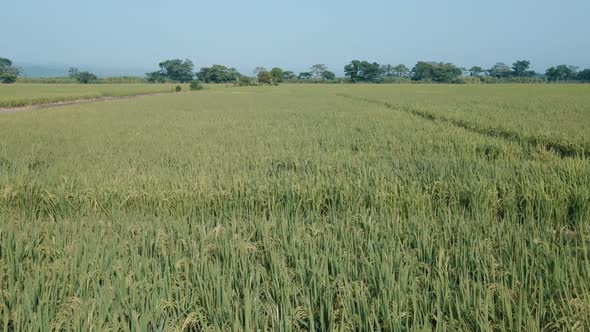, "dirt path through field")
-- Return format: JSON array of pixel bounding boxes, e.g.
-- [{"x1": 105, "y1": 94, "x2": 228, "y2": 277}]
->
[{"x1": 0, "y1": 91, "x2": 176, "y2": 113}]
